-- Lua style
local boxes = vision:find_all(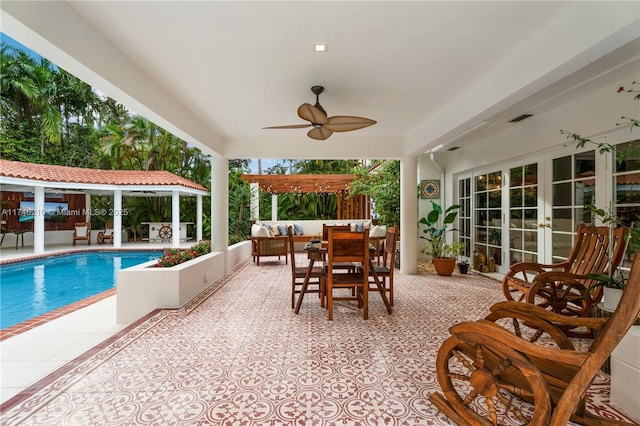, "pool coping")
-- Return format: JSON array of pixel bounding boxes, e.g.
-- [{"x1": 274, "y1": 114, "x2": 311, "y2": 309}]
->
[{"x1": 0, "y1": 248, "x2": 165, "y2": 341}]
